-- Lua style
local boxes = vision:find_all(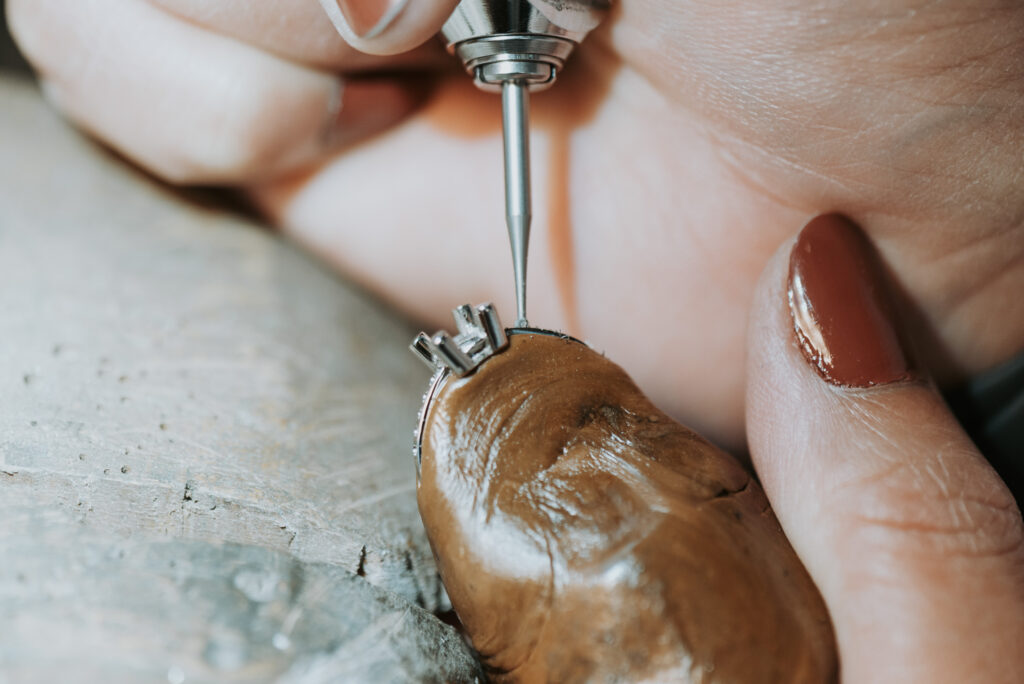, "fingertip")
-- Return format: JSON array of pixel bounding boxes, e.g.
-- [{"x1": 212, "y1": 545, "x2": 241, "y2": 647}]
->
[
  {"x1": 744, "y1": 233, "x2": 800, "y2": 477},
  {"x1": 746, "y1": 213, "x2": 1024, "y2": 681},
  {"x1": 318, "y1": 0, "x2": 460, "y2": 56},
  {"x1": 5, "y1": 0, "x2": 51, "y2": 75}
]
